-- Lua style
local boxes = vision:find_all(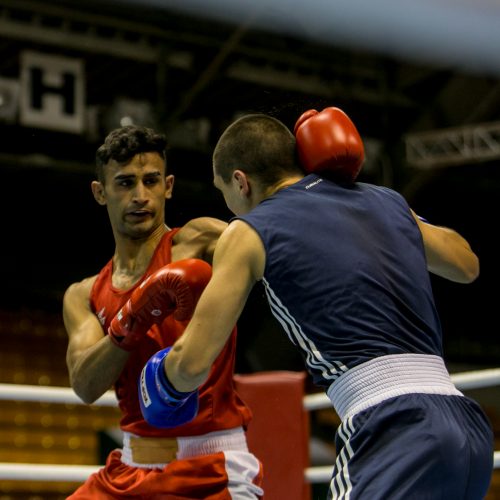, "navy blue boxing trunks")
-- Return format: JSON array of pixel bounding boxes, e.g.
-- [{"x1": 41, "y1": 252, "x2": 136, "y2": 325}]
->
[{"x1": 327, "y1": 355, "x2": 494, "y2": 500}]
